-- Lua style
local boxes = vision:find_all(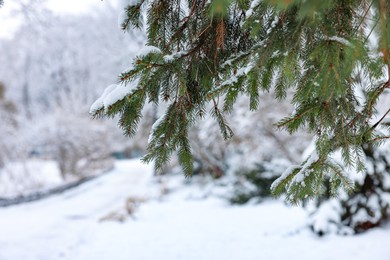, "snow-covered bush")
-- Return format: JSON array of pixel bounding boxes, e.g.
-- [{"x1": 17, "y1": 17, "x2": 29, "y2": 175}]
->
[
  {"x1": 230, "y1": 159, "x2": 290, "y2": 204},
  {"x1": 309, "y1": 143, "x2": 390, "y2": 235},
  {"x1": 24, "y1": 110, "x2": 114, "y2": 179},
  {"x1": 0, "y1": 2, "x2": 147, "y2": 196},
  {"x1": 0, "y1": 82, "x2": 20, "y2": 167},
  {"x1": 0, "y1": 2, "x2": 145, "y2": 183}
]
